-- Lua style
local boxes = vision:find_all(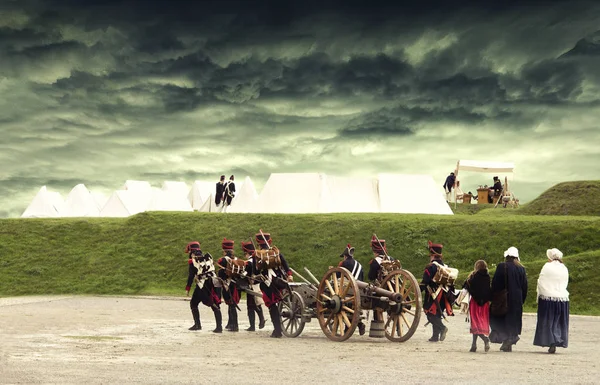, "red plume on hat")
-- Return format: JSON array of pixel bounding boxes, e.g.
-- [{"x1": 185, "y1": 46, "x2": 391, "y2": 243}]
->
[
  {"x1": 340, "y1": 243, "x2": 355, "y2": 258},
  {"x1": 185, "y1": 241, "x2": 200, "y2": 254},
  {"x1": 428, "y1": 240, "x2": 443, "y2": 257},
  {"x1": 222, "y1": 238, "x2": 234, "y2": 250}
]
